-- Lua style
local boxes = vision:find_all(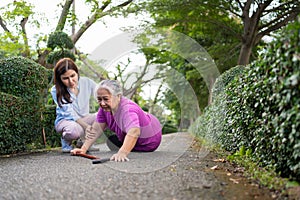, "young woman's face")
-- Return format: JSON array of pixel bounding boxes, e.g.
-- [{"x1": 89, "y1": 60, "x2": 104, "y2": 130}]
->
[
  {"x1": 60, "y1": 69, "x2": 78, "y2": 89},
  {"x1": 96, "y1": 88, "x2": 120, "y2": 113}
]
